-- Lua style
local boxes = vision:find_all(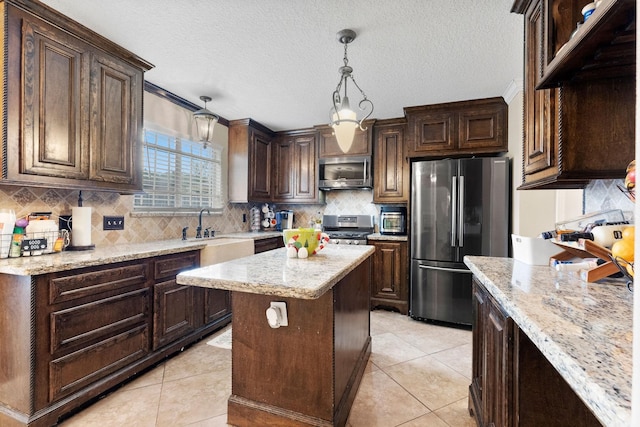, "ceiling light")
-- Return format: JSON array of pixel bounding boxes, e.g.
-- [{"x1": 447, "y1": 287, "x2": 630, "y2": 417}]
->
[
  {"x1": 329, "y1": 29, "x2": 374, "y2": 153},
  {"x1": 193, "y1": 95, "x2": 219, "y2": 148}
]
